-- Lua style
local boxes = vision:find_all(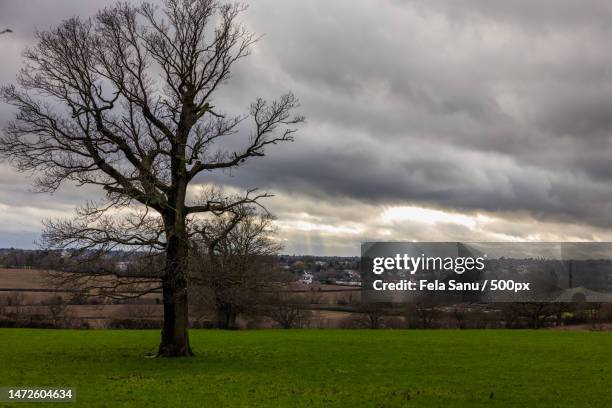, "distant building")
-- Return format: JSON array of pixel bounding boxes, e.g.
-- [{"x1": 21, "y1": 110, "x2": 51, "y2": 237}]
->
[{"x1": 300, "y1": 272, "x2": 314, "y2": 284}]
